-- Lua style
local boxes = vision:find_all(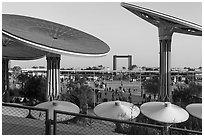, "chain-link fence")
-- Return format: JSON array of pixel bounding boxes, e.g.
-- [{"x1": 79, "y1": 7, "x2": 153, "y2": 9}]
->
[
  {"x1": 2, "y1": 103, "x2": 49, "y2": 135},
  {"x1": 2, "y1": 103, "x2": 202, "y2": 135},
  {"x1": 53, "y1": 110, "x2": 164, "y2": 135},
  {"x1": 169, "y1": 127, "x2": 202, "y2": 135}
]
